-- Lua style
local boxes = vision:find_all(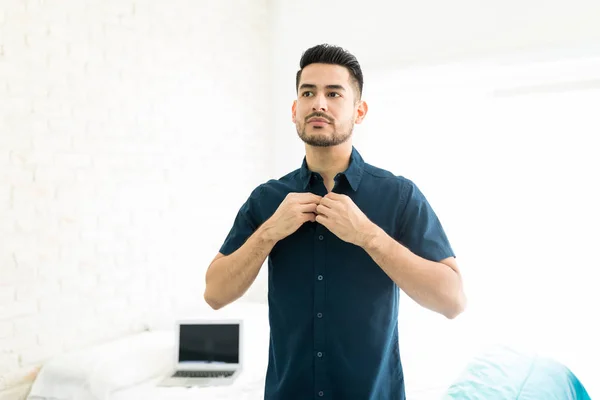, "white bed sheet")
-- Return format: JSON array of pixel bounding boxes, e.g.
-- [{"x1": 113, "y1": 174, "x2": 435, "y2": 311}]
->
[
  {"x1": 112, "y1": 381, "x2": 447, "y2": 400},
  {"x1": 109, "y1": 371, "x2": 265, "y2": 400},
  {"x1": 94, "y1": 318, "x2": 460, "y2": 400},
  {"x1": 28, "y1": 301, "x2": 473, "y2": 400}
]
